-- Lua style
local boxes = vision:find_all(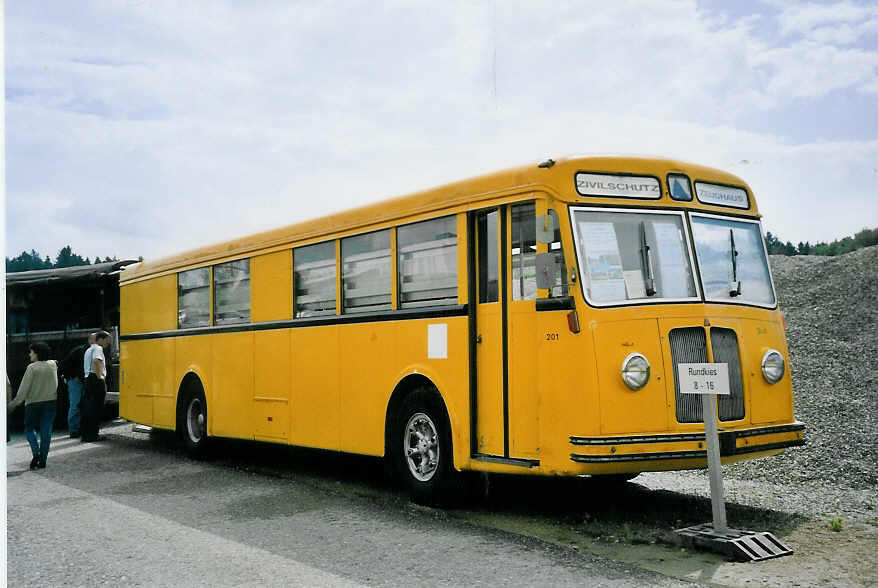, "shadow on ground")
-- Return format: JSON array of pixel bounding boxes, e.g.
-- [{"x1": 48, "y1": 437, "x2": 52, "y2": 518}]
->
[{"x1": 142, "y1": 429, "x2": 807, "y2": 545}]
